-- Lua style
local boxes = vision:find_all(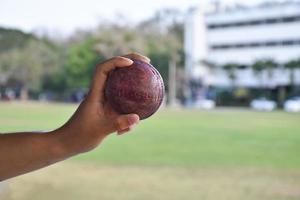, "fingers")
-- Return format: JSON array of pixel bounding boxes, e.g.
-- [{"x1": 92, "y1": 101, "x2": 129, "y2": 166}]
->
[
  {"x1": 89, "y1": 56, "x2": 133, "y2": 101},
  {"x1": 115, "y1": 114, "x2": 140, "y2": 135},
  {"x1": 88, "y1": 53, "x2": 150, "y2": 102},
  {"x1": 123, "y1": 52, "x2": 150, "y2": 64}
]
